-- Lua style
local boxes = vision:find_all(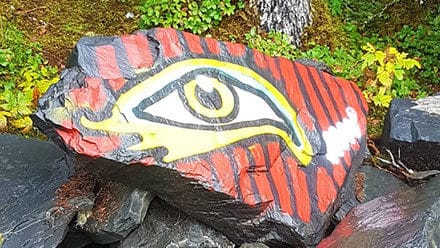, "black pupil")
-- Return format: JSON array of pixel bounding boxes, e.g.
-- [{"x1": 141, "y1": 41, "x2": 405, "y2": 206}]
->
[{"x1": 195, "y1": 84, "x2": 223, "y2": 110}]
